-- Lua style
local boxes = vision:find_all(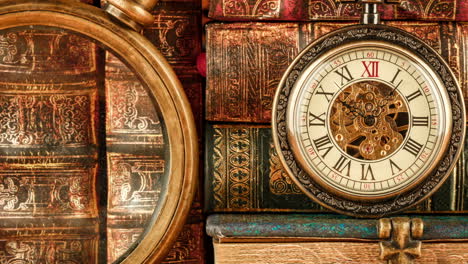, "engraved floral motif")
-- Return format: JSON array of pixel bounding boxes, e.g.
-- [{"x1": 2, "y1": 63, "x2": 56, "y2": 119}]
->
[
  {"x1": 0, "y1": 240, "x2": 88, "y2": 264},
  {"x1": 109, "y1": 81, "x2": 161, "y2": 133},
  {"x1": 254, "y1": 0, "x2": 280, "y2": 17},
  {"x1": 269, "y1": 144, "x2": 302, "y2": 195},
  {"x1": 108, "y1": 155, "x2": 164, "y2": 212},
  {"x1": 397, "y1": 0, "x2": 455, "y2": 20},
  {"x1": 107, "y1": 228, "x2": 143, "y2": 263},
  {"x1": 163, "y1": 224, "x2": 203, "y2": 263},
  {"x1": 227, "y1": 128, "x2": 252, "y2": 208},
  {"x1": 308, "y1": 0, "x2": 336, "y2": 19},
  {"x1": 155, "y1": 14, "x2": 191, "y2": 59},
  {"x1": 0, "y1": 33, "x2": 25, "y2": 65},
  {"x1": 427, "y1": 0, "x2": 454, "y2": 18},
  {"x1": 0, "y1": 241, "x2": 35, "y2": 263},
  {"x1": 0, "y1": 178, "x2": 19, "y2": 211},
  {"x1": 0, "y1": 169, "x2": 95, "y2": 216},
  {"x1": 0, "y1": 94, "x2": 92, "y2": 146},
  {"x1": 69, "y1": 176, "x2": 89, "y2": 211},
  {"x1": 223, "y1": 0, "x2": 280, "y2": 17},
  {"x1": 212, "y1": 128, "x2": 226, "y2": 209}
]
